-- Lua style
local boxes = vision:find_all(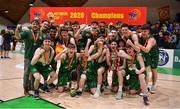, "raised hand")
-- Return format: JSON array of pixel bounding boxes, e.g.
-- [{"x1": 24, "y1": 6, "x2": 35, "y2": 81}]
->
[
  {"x1": 16, "y1": 24, "x2": 22, "y2": 30},
  {"x1": 39, "y1": 48, "x2": 45, "y2": 55}
]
